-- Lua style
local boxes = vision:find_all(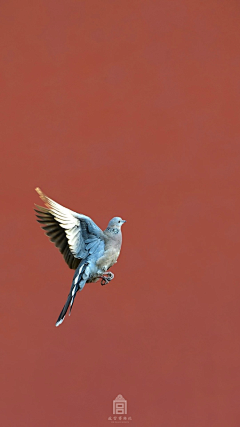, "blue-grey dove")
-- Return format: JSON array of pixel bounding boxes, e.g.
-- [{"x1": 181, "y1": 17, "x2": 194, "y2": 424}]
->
[{"x1": 34, "y1": 188, "x2": 126, "y2": 326}]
